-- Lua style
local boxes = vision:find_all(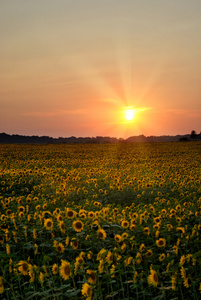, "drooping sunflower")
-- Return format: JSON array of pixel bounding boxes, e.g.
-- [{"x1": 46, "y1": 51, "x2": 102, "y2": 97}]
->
[
  {"x1": 97, "y1": 228, "x2": 107, "y2": 240},
  {"x1": 18, "y1": 260, "x2": 29, "y2": 276},
  {"x1": 0, "y1": 235, "x2": 4, "y2": 245},
  {"x1": 148, "y1": 268, "x2": 159, "y2": 287},
  {"x1": 81, "y1": 282, "x2": 93, "y2": 300},
  {"x1": 98, "y1": 259, "x2": 104, "y2": 274},
  {"x1": 66, "y1": 236, "x2": 70, "y2": 246},
  {"x1": 110, "y1": 264, "x2": 115, "y2": 278},
  {"x1": 59, "y1": 260, "x2": 71, "y2": 280},
  {"x1": 106, "y1": 251, "x2": 113, "y2": 265},
  {"x1": 70, "y1": 239, "x2": 79, "y2": 250},
  {"x1": 0, "y1": 277, "x2": 4, "y2": 294},
  {"x1": 52, "y1": 263, "x2": 58, "y2": 275},
  {"x1": 86, "y1": 270, "x2": 97, "y2": 284},
  {"x1": 59, "y1": 221, "x2": 65, "y2": 233},
  {"x1": 44, "y1": 218, "x2": 53, "y2": 231},
  {"x1": 156, "y1": 238, "x2": 166, "y2": 248},
  {"x1": 73, "y1": 220, "x2": 84, "y2": 232}
]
